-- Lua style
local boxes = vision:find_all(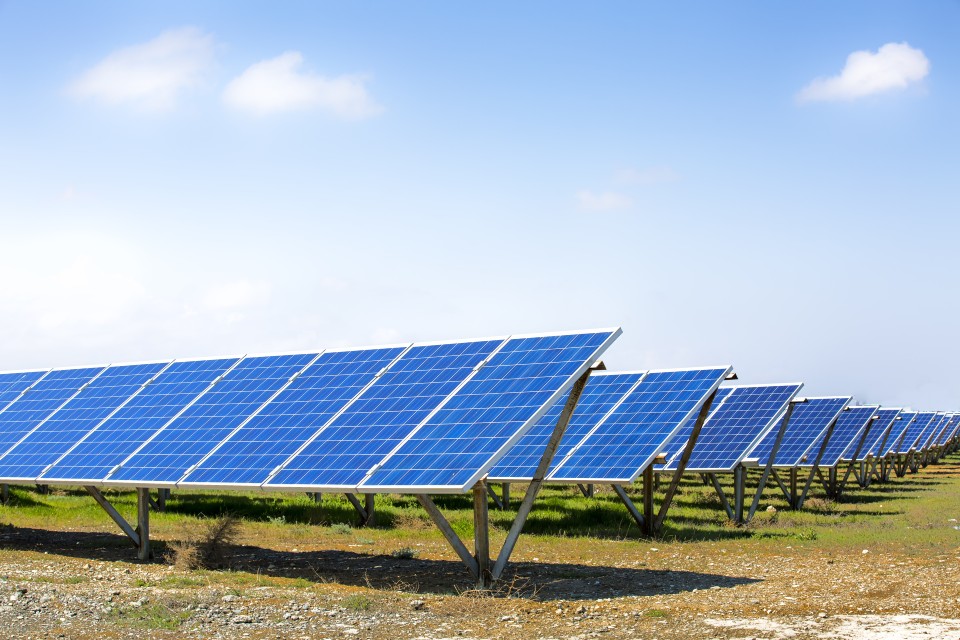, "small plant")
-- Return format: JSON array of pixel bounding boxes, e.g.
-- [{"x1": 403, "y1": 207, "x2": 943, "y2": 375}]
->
[
  {"x1": 794, "y1": 527, "x2": 818, "y2": 541},
  {"x1": 391, "y1": 547, "x2": 418, "y2": 560},
  {"x1": 168, "y1": 514, "x2": 242, "y2": 570},
  {"x1": 343, "y1": 594, "x2": 373, "y2": 611},
  {"x1": 330, "y1": 523, "x2": 353, "y2": 535},
  {"x1": 645, "y1": 609, "x2": 667, "y2": 619},
  {"x1": 267, "y1": 514, "x2": 286, "y2": 525}
]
